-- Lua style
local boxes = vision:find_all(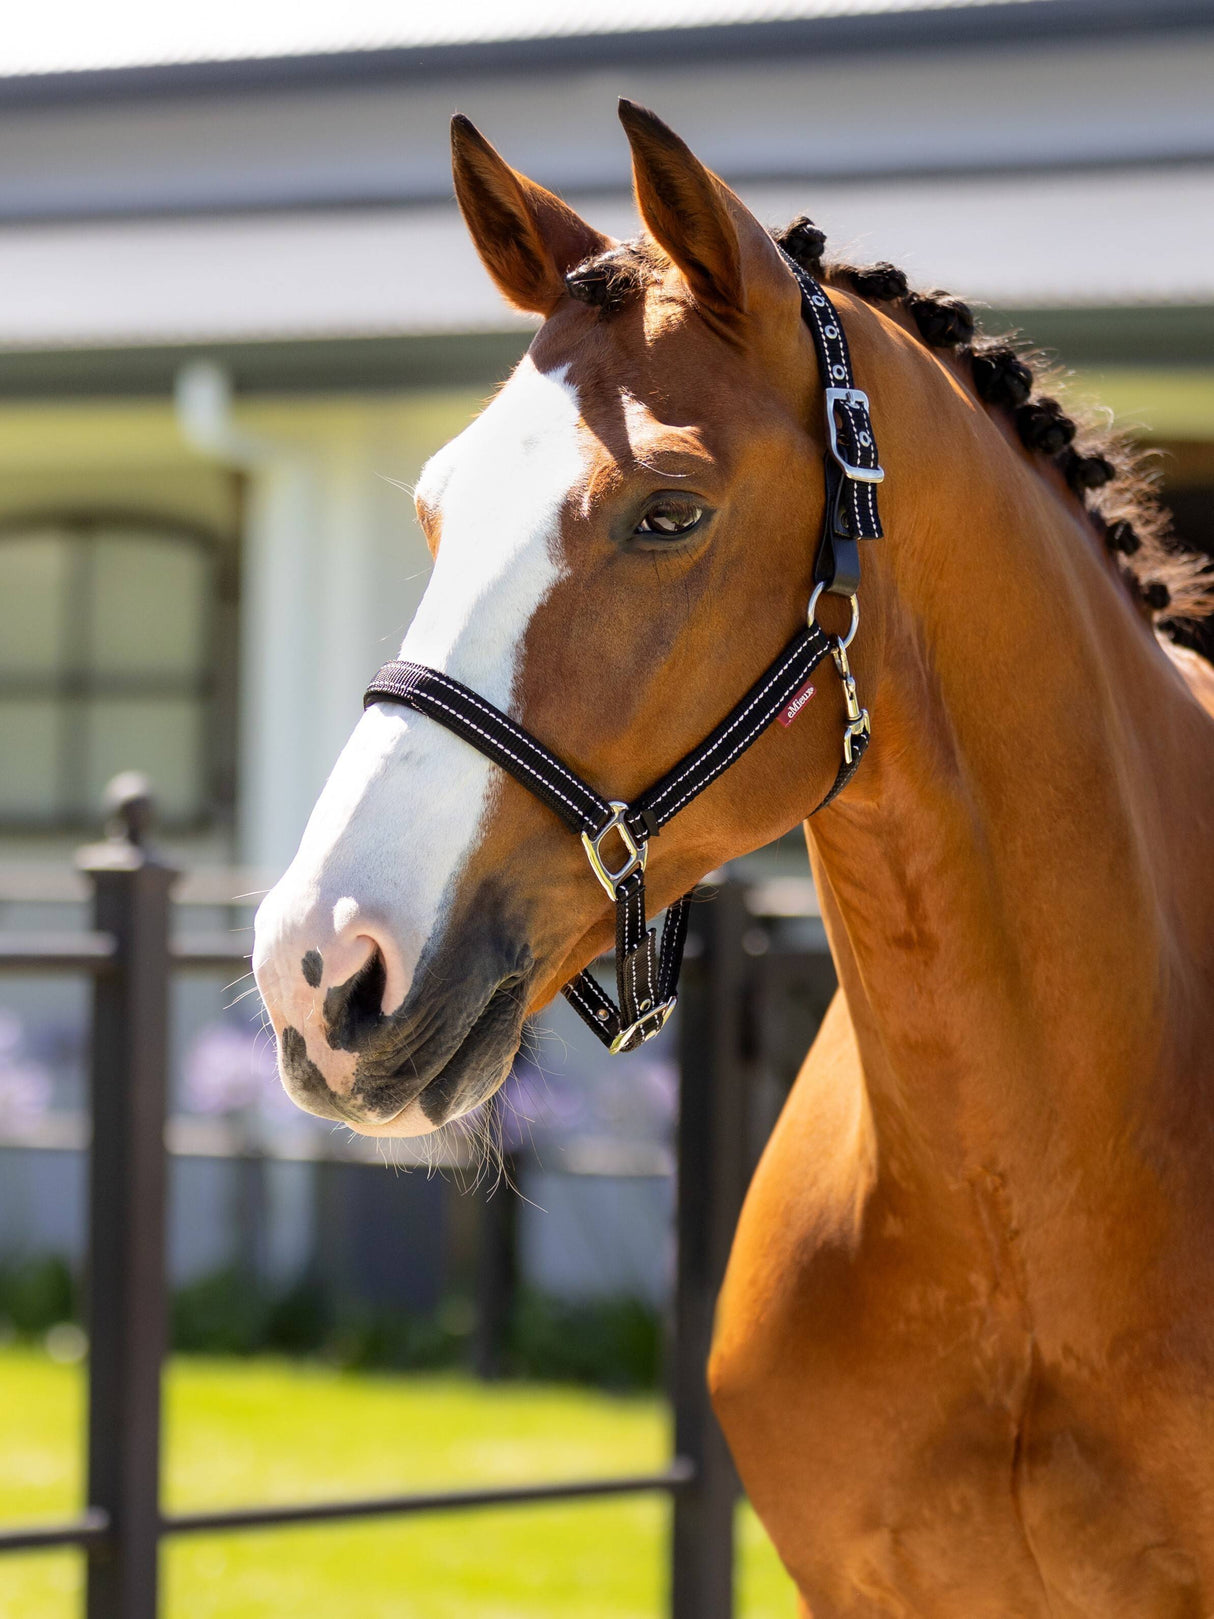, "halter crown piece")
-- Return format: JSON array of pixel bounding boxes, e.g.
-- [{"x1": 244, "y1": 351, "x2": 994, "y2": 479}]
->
[{"x1": 364, "y1": 260, "x2": 883, "y2": 1053}]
